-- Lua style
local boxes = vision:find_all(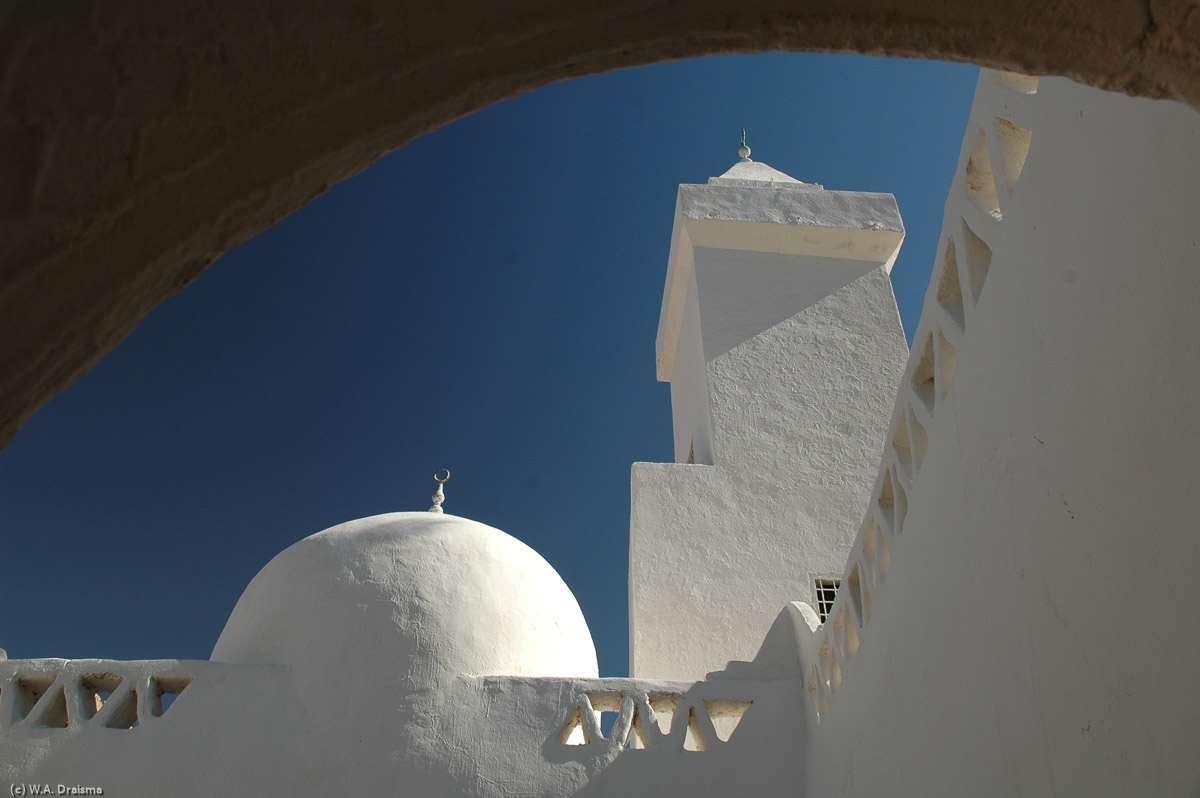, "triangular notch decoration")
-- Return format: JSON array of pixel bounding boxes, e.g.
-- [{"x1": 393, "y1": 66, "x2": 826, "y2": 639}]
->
[
  {"x1": 910, "y1": 333, "x2": 936, "y2": 413},
  {"x1": 555, "y1": 690, "x2": 751, "y2": 753},
  {"x1": 958, "y1": 220, "x2": 993, "y2": 307},
  {"x1": 964, "y1": 126, "x2": 1002, "y2": 220},
  {"x1": 80, "y1": 673, "x2": 124, "y2": 721},
  {"x1": 585, "y1": 691, "x2": 622, "y2": 742},
  {"x1": 682, "y1": 705, "x2": 708, "y2": 752},
  {"x1": 97, "y1": 684, "x2": 139, "y2": 729},
  {"x1": 624, "y1": 704, "x2": 655, "y2": 749},
  {"x1": 26, "y1": 682, "x2": 69, "y2": 728},
  {"x1": 935, "y1": 326, "x2": 958, "y2": 402},
  {"x1": 704, "y1": 699, "x2": 752, "y2": 743},
  {"x1": 845, "y1": 565, "x2": 865, "y2": 630},
  {"x1": 151, "y1": 676, "x2": 192, "y2": 718},
  {"x1": 647, "y1": 691, "x2": 681, "y2": 737},
  {"x1": 937, "y1": 237, "x2": 966, "y2": 330},
  {"x1": 875, "y1": 515, "x2": 891, "y2": 580},
  {"x1": 993, "y1": 117, "x2": 1032, "y2": 195},
  {"x1": 558, "y1": 706, "x2": 586, "y2": 745},
  {"x1": 15, "y1": 674, "x2": 56, "y2": 723}
]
